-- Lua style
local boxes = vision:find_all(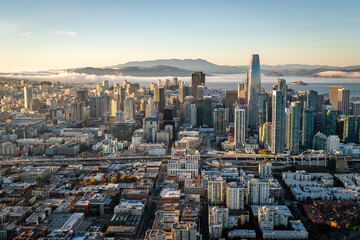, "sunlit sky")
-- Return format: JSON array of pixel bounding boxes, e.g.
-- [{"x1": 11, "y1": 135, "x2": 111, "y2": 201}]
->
[{"x1": 0, "y1": 0, "x2": 359, "y2": 71}]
